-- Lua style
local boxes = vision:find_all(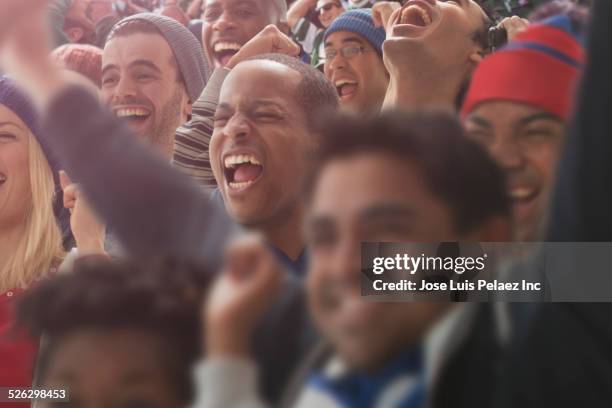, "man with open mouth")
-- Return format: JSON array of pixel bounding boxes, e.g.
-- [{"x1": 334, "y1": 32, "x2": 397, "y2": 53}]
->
[
  {"x1": 209, "y1": 53, "x2": 338, "y2": 275},
  {"x1": 201, "y1": 0, "x2": 288, "y2": 69},
  {"x1": 101, "y1": 13, "x2": 209, "y2": 160},
  {"x1": 192, "y1": 111, "x2": 512, "y2": 408},
  {"x1": 462, "y1": 14, "x2": 586, "y2": 241},
  {"x1": 376, "y1": 0, "x2": 491, "y2": 111},
  {"x1": 174, "y1": 0, "x2": 290, "y2": 187},
  {"x1": 323, "y1": 8, "x2": 389, "y2": 116}
]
